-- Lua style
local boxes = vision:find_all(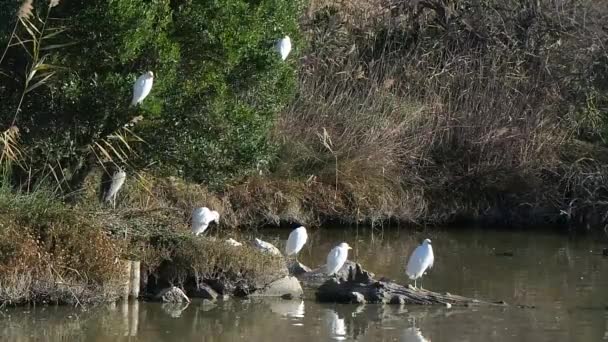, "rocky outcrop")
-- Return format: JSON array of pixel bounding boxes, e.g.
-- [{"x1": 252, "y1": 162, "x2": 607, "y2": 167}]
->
[
  {"x1": 297, "y1": 260, "x2": 374, "y2": 288},
  {"x1": 315, "y1": 263, "x2": 503, "y2": 306}
]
